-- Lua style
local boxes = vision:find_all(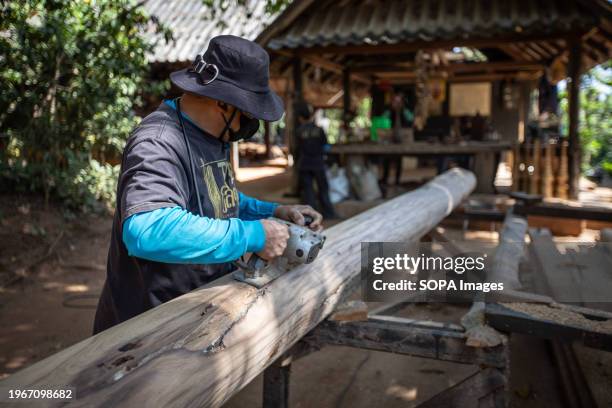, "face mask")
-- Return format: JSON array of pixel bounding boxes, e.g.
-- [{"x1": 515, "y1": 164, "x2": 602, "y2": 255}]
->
[{"x1": 220, "y1": 107, "x2": 260, "y2": 142}]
